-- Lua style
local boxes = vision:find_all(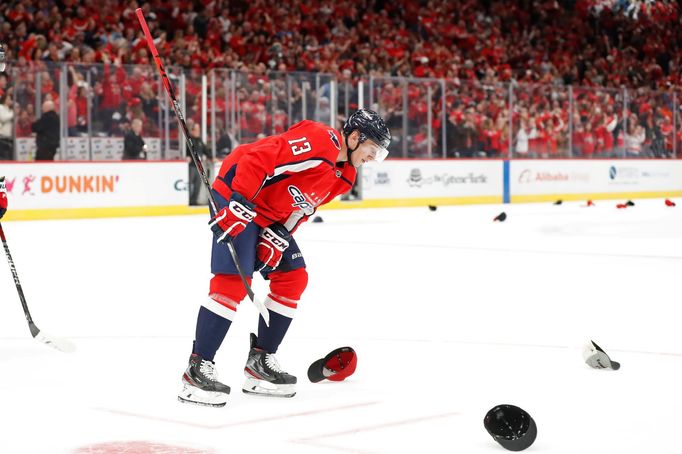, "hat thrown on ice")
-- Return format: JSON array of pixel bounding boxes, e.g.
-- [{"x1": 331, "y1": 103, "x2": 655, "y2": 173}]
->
[
  {"x1": 484, "y1": 404, "x2": 537, "y2": 451},
  {"x1": 308, "y1": 347, "x2": 357, "y2": 383},
  {"x1": 583, "y1": 340, "x2": 620, "y2": 370}
]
